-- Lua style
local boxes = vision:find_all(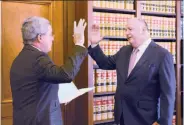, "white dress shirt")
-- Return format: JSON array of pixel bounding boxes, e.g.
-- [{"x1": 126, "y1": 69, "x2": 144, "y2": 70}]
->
[{"x1": 132, "y1": 38, "x2": 152, "y2": 68}]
